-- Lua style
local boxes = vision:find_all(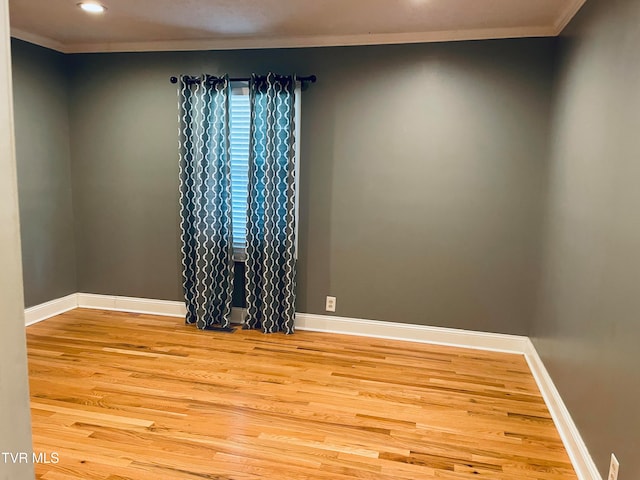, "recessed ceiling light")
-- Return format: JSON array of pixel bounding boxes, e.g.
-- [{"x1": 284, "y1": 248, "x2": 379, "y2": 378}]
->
[{"x1": 78, "y1": 2, "x2": 106, "y2": 14}]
